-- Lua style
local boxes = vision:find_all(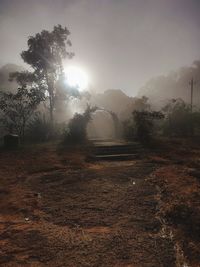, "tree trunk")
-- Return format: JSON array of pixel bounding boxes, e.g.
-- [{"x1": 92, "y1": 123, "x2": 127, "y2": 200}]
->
[
  {"x1": 45, "y1": 70, "x2": 54, "y2": 125},
  {"x1": 49, "y1": 95, "x2": 54, "y2": 124}
]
